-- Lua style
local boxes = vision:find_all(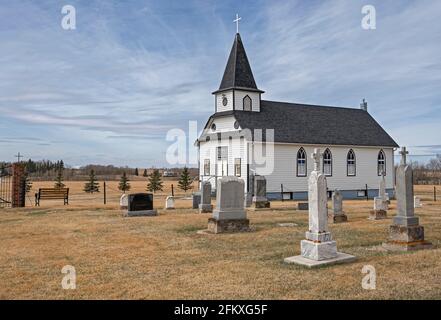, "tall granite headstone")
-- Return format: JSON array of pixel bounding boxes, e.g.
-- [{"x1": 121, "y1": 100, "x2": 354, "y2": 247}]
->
[
  {"x1": 252, "y1": 175, "x2": 270, "y2": 209},
  {"x1": 206, "y1": 176, "x2": 249, "y2": 233},
  {"x1": 369, "y1": 172, "x2": 388, "y2": 220},
  {"x1": 329, "y1": 189, "x2": 347, "y2": 223},
  {"x1": 284, "y1": 149, "x2": 355, "y2": 267},
  {"x1": 383, "y1": 147, "x2": 432, "y2": 251},
  {"x1": 192, "y1": 192, "x2": 201, "y2": 209},
  {"x1": 199, "y1": 181, "x2": 213, "y2": 213}
]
